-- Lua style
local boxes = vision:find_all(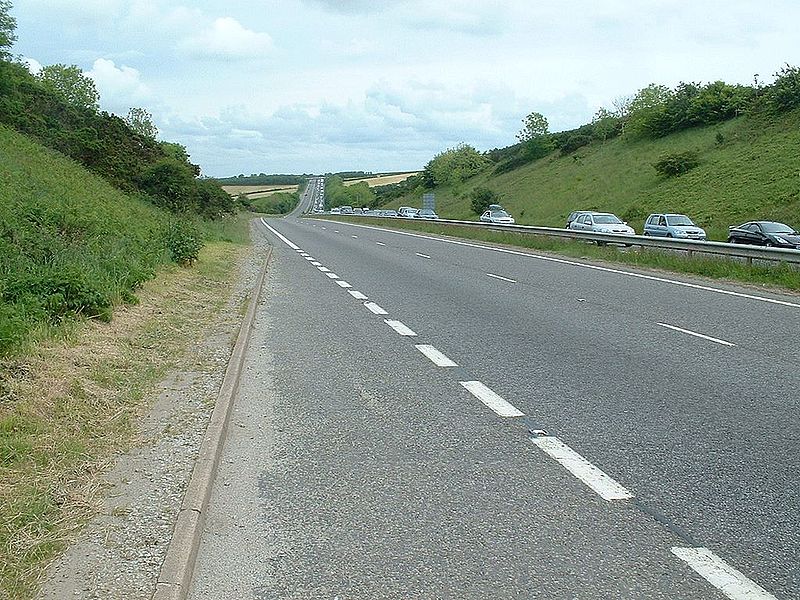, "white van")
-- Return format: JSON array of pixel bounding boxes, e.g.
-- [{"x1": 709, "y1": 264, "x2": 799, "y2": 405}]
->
[{"x1": 398, "y1": 206, "x2": 419, "y2": 218}]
